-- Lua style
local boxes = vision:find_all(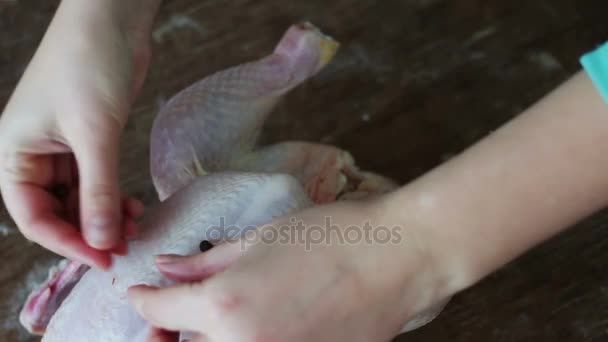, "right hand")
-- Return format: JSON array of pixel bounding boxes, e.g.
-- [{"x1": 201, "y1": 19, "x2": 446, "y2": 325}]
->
[
  {"x1": 0, "y1": 0, "x2": 159, "y2": 268},
  {"x1": 129, "y1": 199, "x2": 453, "y2": 341}
]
